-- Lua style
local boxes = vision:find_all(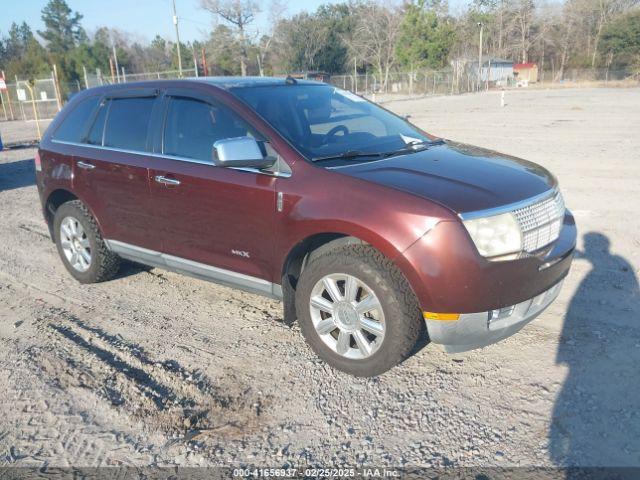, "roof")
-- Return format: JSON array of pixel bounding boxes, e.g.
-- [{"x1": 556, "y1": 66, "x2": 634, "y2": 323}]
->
[
  {"x1": 455, "y1": 56, "x2": 514, "y2": 66},
  {"x1": 481, "y1": 57, "x2": 513, "y2": 64},
  {"x1": 190, "y1": 76, "x2": 322, "y2": 89},
  {"x1": 513, "y1": 63, "x2": 538, "y2": 69}
]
